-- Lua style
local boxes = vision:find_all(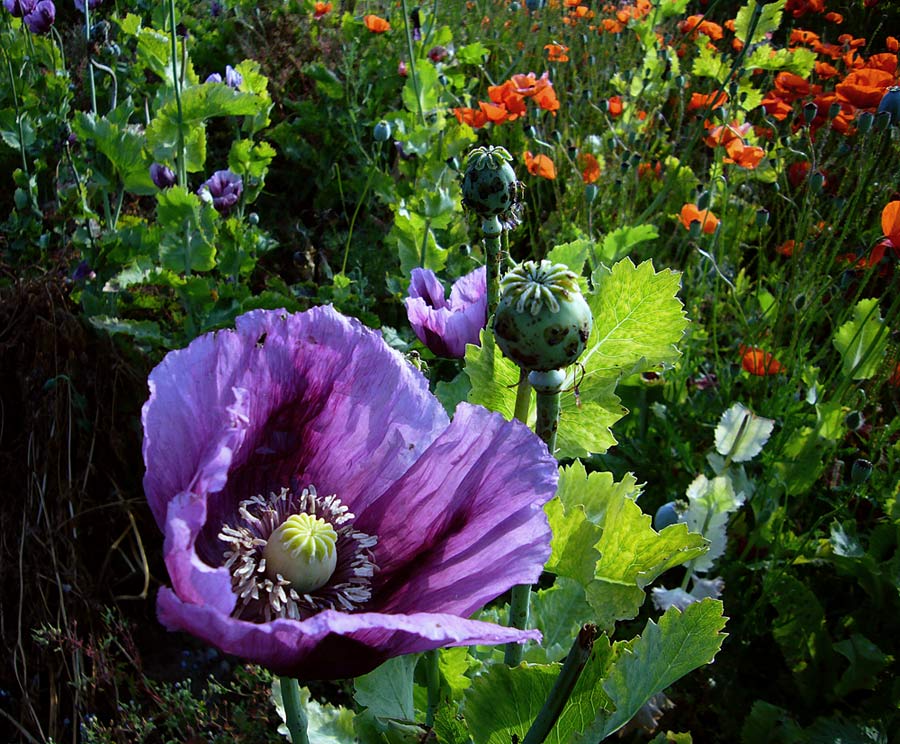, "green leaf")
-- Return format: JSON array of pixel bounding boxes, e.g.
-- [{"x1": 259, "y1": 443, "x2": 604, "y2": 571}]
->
[
  {"x1": 833, "y1": 634, "x2": 891, "y2": 698},
  {"x1": 734, "y1": 0, "x2": 786, "y2": 46},
  {"x1": 390, "y1": 206, "x2": 449, "y2": 275},
  {"x1": 354, "y1": 654, "x2": 417, "y2": 722},
  {"x1": 438, "y1": 647, "x2": 474, "y2": 699},
  {"x1": 546, "y1": 498, "x2": 603, "y2": 587},
  {"x1": 88, "y1": 316, "x2": 168, "y2": 346},
  {"x1": 547, "y1": 239, "x2": 591, "y2": 275},
  {"x1": 434, "y1": 371, "x2": 471, "y2": 416},
  {"x1": 228, "y1": 139, "x2": 276, "y2": 179},
  {"x1": 745, "y1": 45, "x2": 816, "y2": 76},
  {"x1": 597, "y1": 224, "x2": 659, "y2": 266},
  {"x1": 527, "y1": 578, "x2": 594, "y2": 664},
  {"x1": 833, "y1": 298, "x2": 889, "y2": 380},
  {"x1": 681, "y1": 474, "x2": 744, "y2": 573},
  {"x1": 73, "y1": 112, "x2": 154, "y2": 194},
  {"x1": 156, "y1": 186, "x2": 218, "y2": 273},
  {"x1": 457, "y1": 41, "x2": 490, "y2": 65},
  {"x1": 692, "y1": 43, "x2": 727, "y2": 82},
  {"x1": 402, "y1": 59, "x2": 440, "y2": 114},
  {"x1": 271, "y1": 681, "x2": 357, "y2": 743},
  {"x1": 576, "y1": 600, "x2": 727, "y2": 741},
  {"x1": 555, "y1": 461, "x2": 707, "y2": 629}
]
